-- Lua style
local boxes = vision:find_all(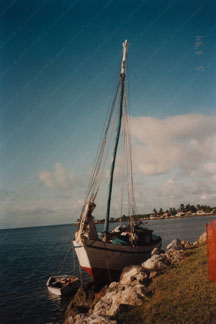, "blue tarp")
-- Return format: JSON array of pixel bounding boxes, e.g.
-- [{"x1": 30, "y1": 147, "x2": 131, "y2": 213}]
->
[{"x1": 112, "y1": 236, "x2": 130, "y2": 245}]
